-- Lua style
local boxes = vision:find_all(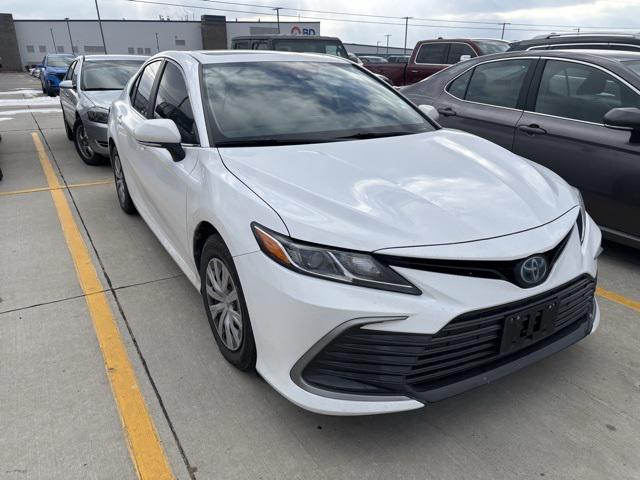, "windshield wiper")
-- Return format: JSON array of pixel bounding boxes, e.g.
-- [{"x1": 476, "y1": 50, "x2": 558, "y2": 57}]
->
[{"x1": 334, "y1": 131, "x2": 418, "y2": 141}]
